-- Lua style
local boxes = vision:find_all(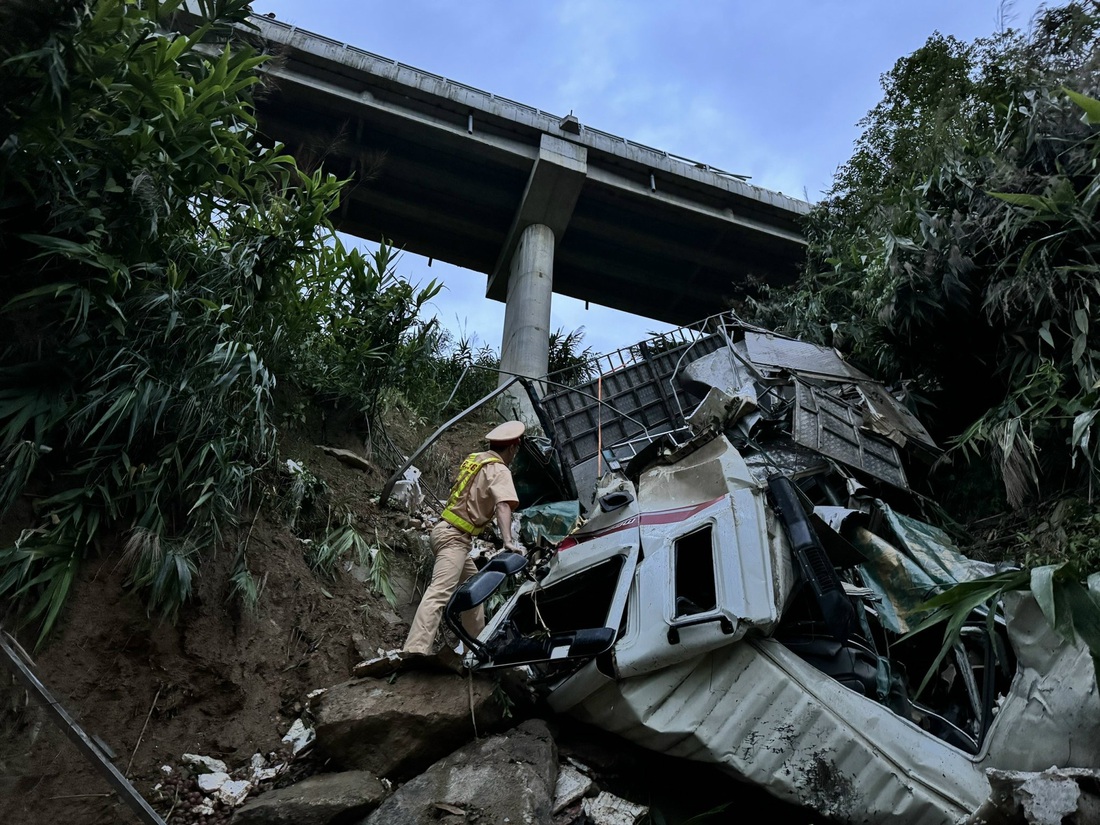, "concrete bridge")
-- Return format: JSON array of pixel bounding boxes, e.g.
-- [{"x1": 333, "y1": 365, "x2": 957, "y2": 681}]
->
[{"x1": 240, "y1": 14, "x2": 811, "y2": 383}]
